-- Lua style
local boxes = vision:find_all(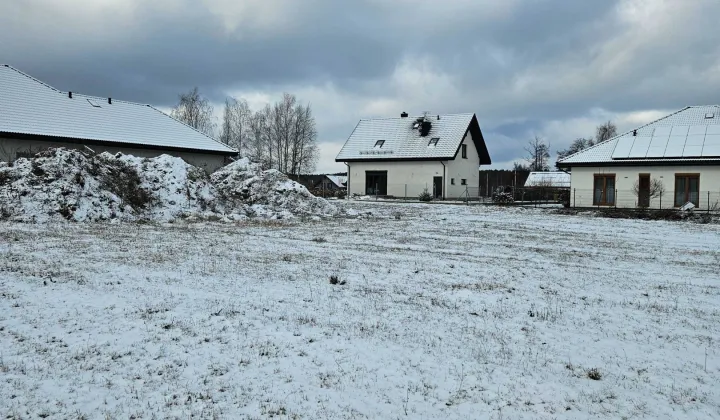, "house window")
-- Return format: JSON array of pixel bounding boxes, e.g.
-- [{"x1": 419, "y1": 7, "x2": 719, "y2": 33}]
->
[
  {"x1": 593, "y1": 174, "x2": 616, "y2": 205},
  {"x1": 674, "y1": 174, "x2": 699, "y2": 207},
  {"x1": 451, "y1": 178, "x2": 455, "y2": 185},
  {"x1": 461, "y1": 144, "x2": 467, "y2": 159},
  {"x1": 428, "y1": 137, "x2": 439, "y2": 147},
  {"x1": 374, "y1": 140, "x2": 385, "y2": 149},
  {"x1": 461, "y1": 179, "x2": 467, "y2": 185}
]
